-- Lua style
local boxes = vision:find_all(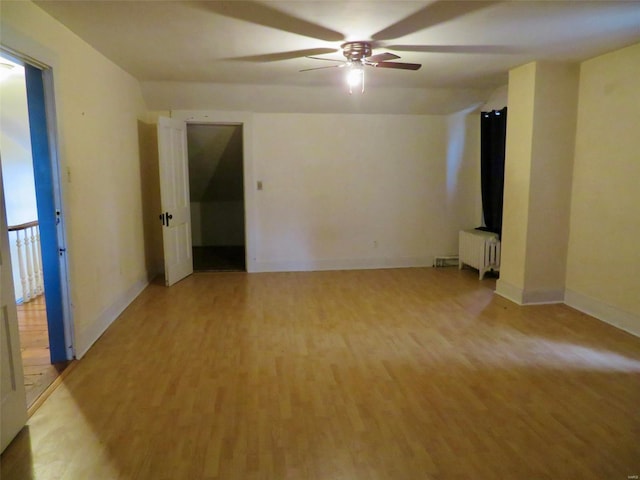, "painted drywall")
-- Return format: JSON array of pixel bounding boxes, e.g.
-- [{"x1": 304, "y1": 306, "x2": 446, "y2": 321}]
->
[
  {"x1": 566, "y1": 42, "x2": 640, "y2": 334},
  {"x1": 137, "y1": 119, "x2": 163, "y2": 278},
  {"x1": 524, "y1": 62, "x2": 578, "y2": 298},
  {"x1": 497, "y1": 63, "x2": 536, "y2": 295},
  {"x1": 497, "y1": 62, "x2": 579, "y2": 304},
  {"x1": 448, "y1": 109, "x2": 483, "y2": 230},
  {"x1": 1, "y1": 1, "x2": 150, "y2": 357},
  {"x1": 251, "y1": 113, "x2": 479, "y2": 271},
  {"x1": 0, "y1": 59, "x2": 37, "y2": 302},
  {"x1": 143, "y1": 82, "x2": 490, "y2": 116}
]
